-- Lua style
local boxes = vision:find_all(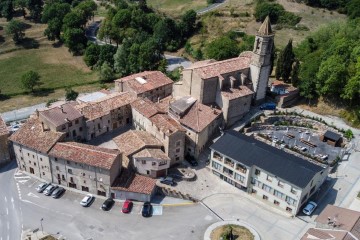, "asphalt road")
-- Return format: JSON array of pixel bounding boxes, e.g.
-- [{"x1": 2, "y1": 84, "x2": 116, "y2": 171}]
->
[
  {"x1": 0, "y1": 163, "x2": 218, "y2": 240},
  {"x1": 0, "y1": 161, "x2": 22, "y2": 240}
]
